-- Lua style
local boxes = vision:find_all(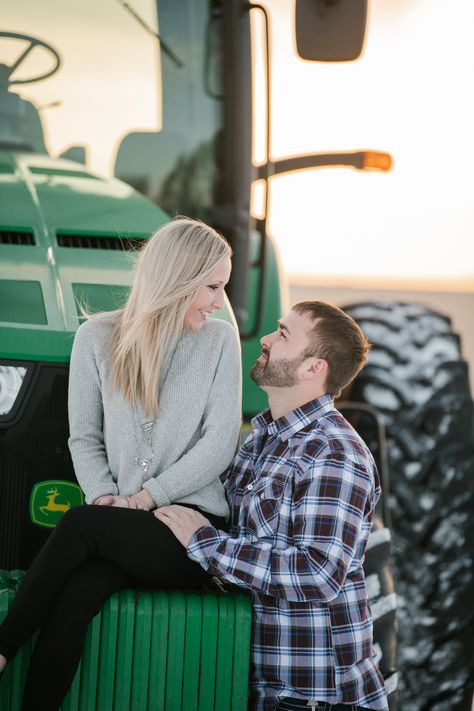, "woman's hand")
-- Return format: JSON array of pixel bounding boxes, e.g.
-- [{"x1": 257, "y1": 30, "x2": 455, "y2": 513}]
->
[
  {"x1": 154, "y1": 505, "x2": 211, "y2": 548},
  {"x1": 129, "y1": 490, "x2": 155, "y2": 511},
  {"x1": 93, "y1": 495, "x2": 149, "y2": 510},
  {"x1": 126, "y1": 494, "x2": 151, "y2": 510},
  {"x1": 94, "y1": 495, "x2": 118, "y2": 506}
]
